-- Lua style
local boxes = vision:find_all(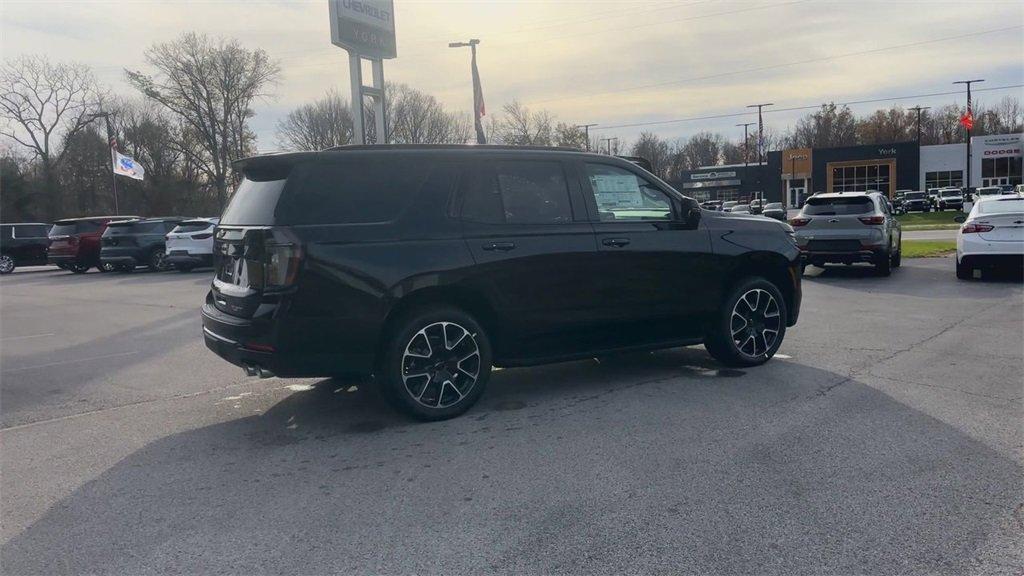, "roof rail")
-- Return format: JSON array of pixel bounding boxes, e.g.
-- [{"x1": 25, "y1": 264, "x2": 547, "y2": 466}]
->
[{"x1": 322, "y1": 143, "x2": 583, "y2": 153}]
